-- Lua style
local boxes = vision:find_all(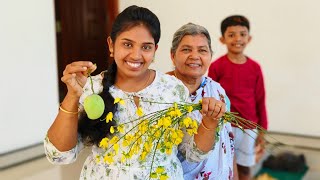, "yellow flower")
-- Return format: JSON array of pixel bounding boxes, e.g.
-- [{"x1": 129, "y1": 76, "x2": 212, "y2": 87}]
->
[
  {"x1": 138, "y1": 121, "x2": 148, "y2": 133},
  {"x1": 177, "y1": 129, "x2": 184, "y2": 138},
  {"x1": 109, "y1": 136, "x2": 119, "y2": 145},
  {"x1": 165, "y1": 141, "x2": 172, "y2": 149},
  {"x1": 191, "y1": 120, "x2": 198, "y2": 128},
  {"x1": 114, "y1": 98, "x2": 125, "y2": 105},
  {"x1": 121, "y1": 154, "x2": 126, "y2": 163},
  {"x1": 157, "y1": 118, "x2": 164, "y2": 126},
  {"x1": 99, "y1": 137, "x2": 109, "y2": 149},
  {"x1": 167, "y1": 110, "x2": 175, "y2": 117},
  {"x1": 156, "y1": 166, "x2": 165, "y2": 174},
  {"x1": 174, "y1": 102, "x2": 178, "y2": 109},
  {"x1": 140, "y1": 151, "x2": 147, "y2": 161},
  {"x1": 128, "y1": 150, "x2": 134, "y2": 158},
  {"x1": 175, "y1": 109, "x2": 182, "y2": 117},
  {"x1": 163, "y1": 117, "x2": 172, "y2": 127},
  {"x1": 192, "y1": 127, "x2": 198, "y2": 134},
  {"x1": 160, "y1": 174, "x2": 169, "y2": 180},
  {"x1": 125, "y1": 134, "x2": 133, "y2": 141},
  {"x1": 154, "y1": 130, "x2": 161, "y2": 138},
  {"x1": 137, "y1": 137, "x2": 143, "y2": 145},
  {"x1": 187, "y1": 105, "x2": 193, "y2": 113},
  {"x1": 183, "y1": 117, "x2": 192, "y2": 128},
  {"x1": 171, "y1": 131, "x2": 178, "y2": 139},
  {"x1": 143, "y1": 141, "x2": 152, "y2": 152},
  {"x1": 136, "y1": 107, "x2": 144, "y2": 117},
  {"x1": 110, "y1": 126, "x2": 115, "y2": 134},
  {"x1": 132, "y1": 144, "x2": 139, "y2": 155},
  {"x1": 117, "y1": 124, "x2": 125, "y2": 134},
  {"x1": 168, "y1": 108, "x2": 182, "y2": 117},
  {"x1": 187, "y1": 129, "x2": 194, "y2": 136},
  {"x1": 106, "y1": 112, "x2": 113, "y2": 123},
  {"x1": 122, "y1": 139, "x2": 130, "y2": 147},
  {"x1": 150, "y1": 173, "x2": 158, "y2": 178},
  {"x1": 113, "y1": 143, "x2": 119, "y2": 153},
  {"x1": 156, "y1": 143, "x2": 161, "y2": 149},
  {"x1": 174, "y1": 137, "x2": 182, "y2": 145},
  {"x1": 103, "y1": 154, "x2": 114, "y2": 164}
]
